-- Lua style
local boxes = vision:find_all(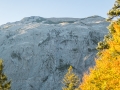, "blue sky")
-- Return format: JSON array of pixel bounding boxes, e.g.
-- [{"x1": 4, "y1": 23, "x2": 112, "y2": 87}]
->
[{"x1": 0, "y1": 0, "x2": 115, "y2": 25}]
